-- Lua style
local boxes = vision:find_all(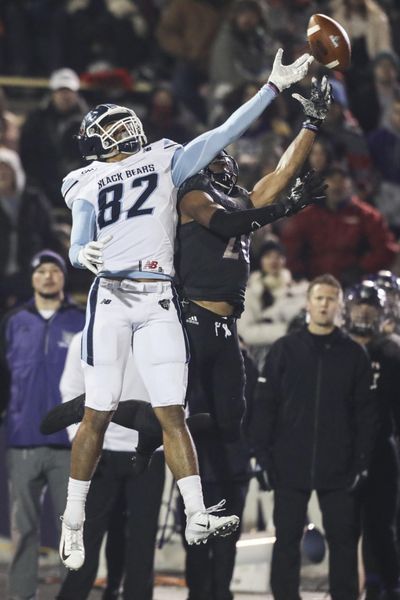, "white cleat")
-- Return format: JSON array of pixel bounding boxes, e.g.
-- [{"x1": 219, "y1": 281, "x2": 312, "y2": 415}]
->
[
  {"x1": 59, "y1": 517, "x2": 85, "y2": 570},
  {"x1": 185, "y1": 499, "x2": 240, "y2": 545}
]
